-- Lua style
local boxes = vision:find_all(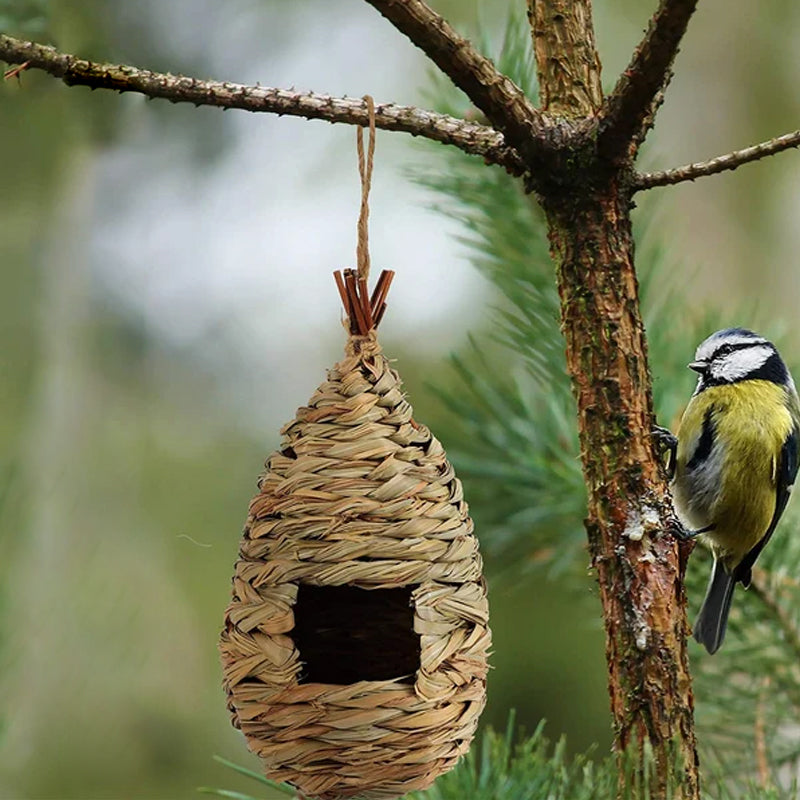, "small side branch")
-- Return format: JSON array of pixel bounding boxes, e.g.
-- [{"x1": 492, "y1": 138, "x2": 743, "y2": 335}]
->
[
  {"x1": 755, "y1": 677, "x2": 772, "y2": 791},
  {"x1": 598, "y1": 0, "x2": 698, "y2": 161},
  {"x1": 362, "y1": 0, "x2": 550, "y2": 163},
  {"x1": 0, "y1": 34, "x2": 524, "y2": 175},
  {"x1": 750, "y1": 568, "x2": 800, "y2": 664},
  {"x1": 634, "y1": 129, "x2": 800, "y2": 190}
]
